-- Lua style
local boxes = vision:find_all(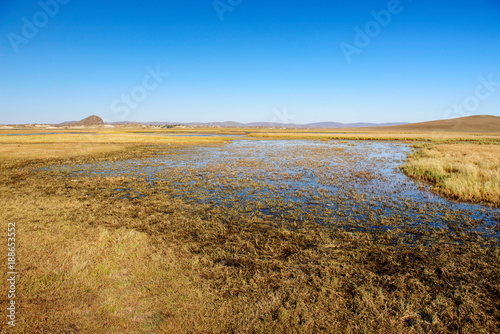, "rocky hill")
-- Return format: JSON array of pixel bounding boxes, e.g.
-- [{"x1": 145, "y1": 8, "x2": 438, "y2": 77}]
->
[{"x1": 66, "y1": 115, "x2": 104, "y2": 127}]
